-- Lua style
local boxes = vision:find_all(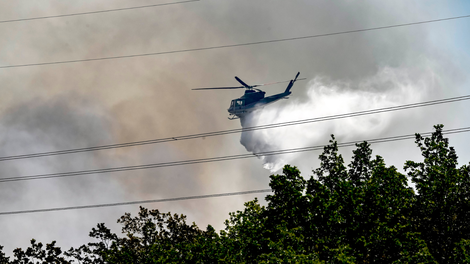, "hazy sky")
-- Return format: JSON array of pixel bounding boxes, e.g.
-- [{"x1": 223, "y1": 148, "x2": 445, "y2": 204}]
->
[{"x1": 0, "y1": 0, "x2": 469, "y2": 254}]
